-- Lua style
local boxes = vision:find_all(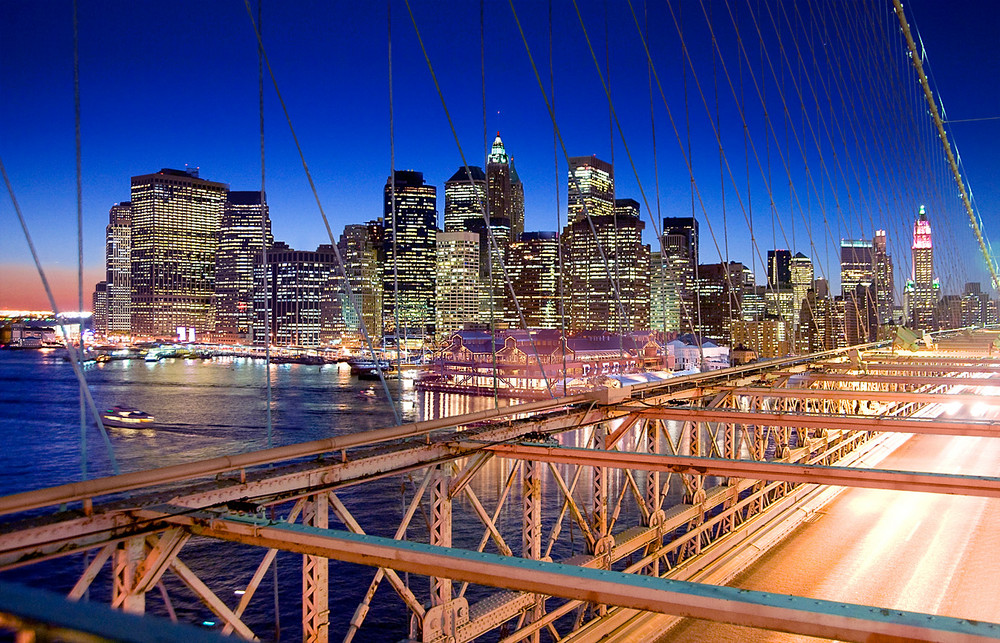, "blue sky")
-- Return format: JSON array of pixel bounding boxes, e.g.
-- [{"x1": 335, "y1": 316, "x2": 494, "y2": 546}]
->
[{"x1": 1, "y1": 0, "x2": 998, "y2": 311}]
